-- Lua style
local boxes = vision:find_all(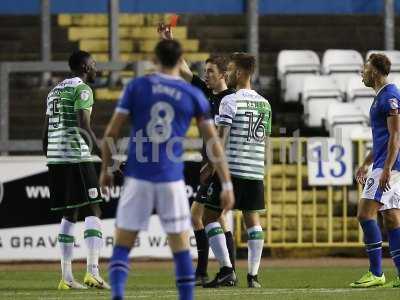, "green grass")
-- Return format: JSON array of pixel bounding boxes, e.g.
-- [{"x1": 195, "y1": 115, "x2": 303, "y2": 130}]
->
[{"x1": 0, "y1": 262, "x2": 399, "y2": 300}]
